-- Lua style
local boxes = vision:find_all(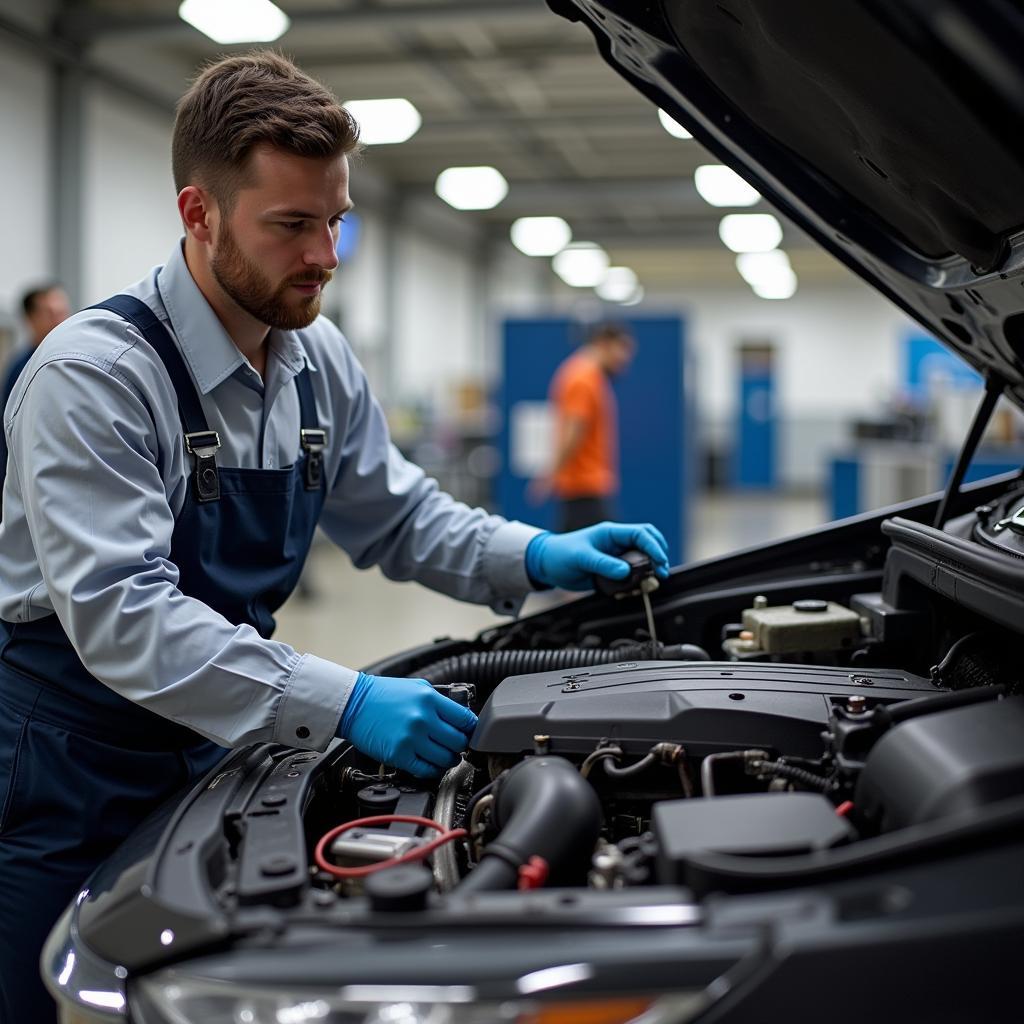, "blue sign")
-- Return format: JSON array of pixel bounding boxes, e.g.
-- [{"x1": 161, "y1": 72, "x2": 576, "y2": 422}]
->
[{"x1": 905, "y1": 332, "x2": 981, "y2": 400}]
